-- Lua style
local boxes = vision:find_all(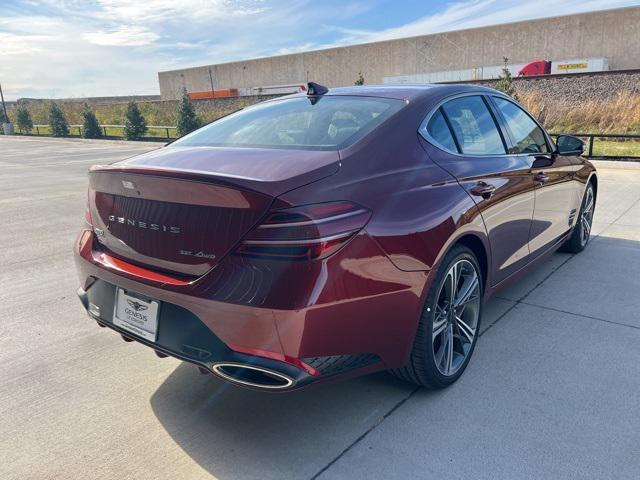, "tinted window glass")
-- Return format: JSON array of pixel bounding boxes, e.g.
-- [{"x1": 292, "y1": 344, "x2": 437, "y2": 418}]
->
[
  {"x1": 493, "y1": 97, "x2": 549, "y2": 154},
  {"x1": 441, "y1": 96, "x2": 505, "y2": 155},
  {"x1": 424, "y1": 109, "x2": 458, "y2": 152},
  {"x1": 173, "y1": 96, "x2": 405, "y2": 150}
]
